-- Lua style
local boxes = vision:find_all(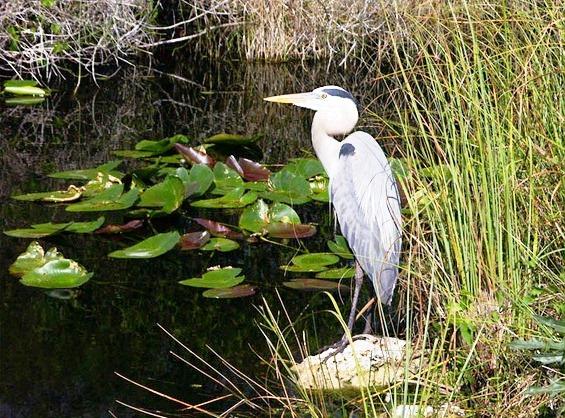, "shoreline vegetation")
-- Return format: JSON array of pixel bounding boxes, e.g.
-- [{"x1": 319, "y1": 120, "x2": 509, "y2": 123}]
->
[{"x1": 2, "y1": 0, "x2": 564, "y2": 416}]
